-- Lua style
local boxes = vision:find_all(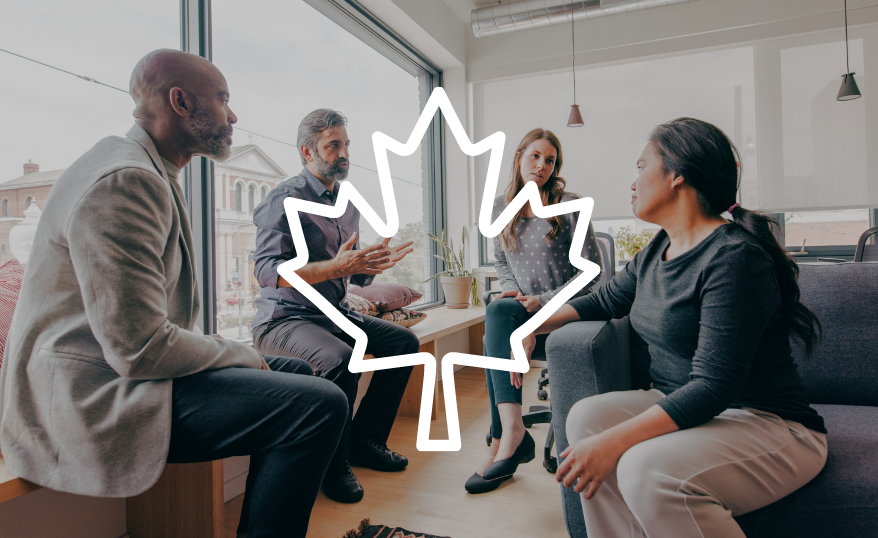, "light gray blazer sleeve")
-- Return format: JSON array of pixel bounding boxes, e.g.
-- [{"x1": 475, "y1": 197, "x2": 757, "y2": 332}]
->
[{"x1": 68, "y1": 168, "x2": 261, "y2": 379}]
